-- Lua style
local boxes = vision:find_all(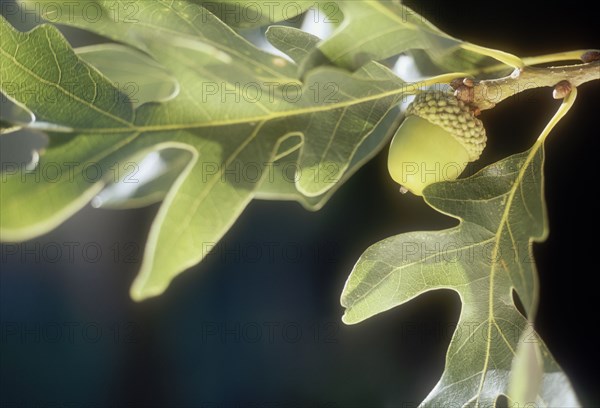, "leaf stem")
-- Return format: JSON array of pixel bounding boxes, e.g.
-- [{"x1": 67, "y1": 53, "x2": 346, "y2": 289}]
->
[
  {"x1": 468, "y1": 49, "x2": 599, "y2": 75},
  {"x1": 536, "y1": 86, "x2": 578, "y2": 144},
  {"x1": 522, "y1": 50, "x2": 597, "y2": 66},
  {"x1": 461, "y1": 42, "x2": 525, "y2": 69}
]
